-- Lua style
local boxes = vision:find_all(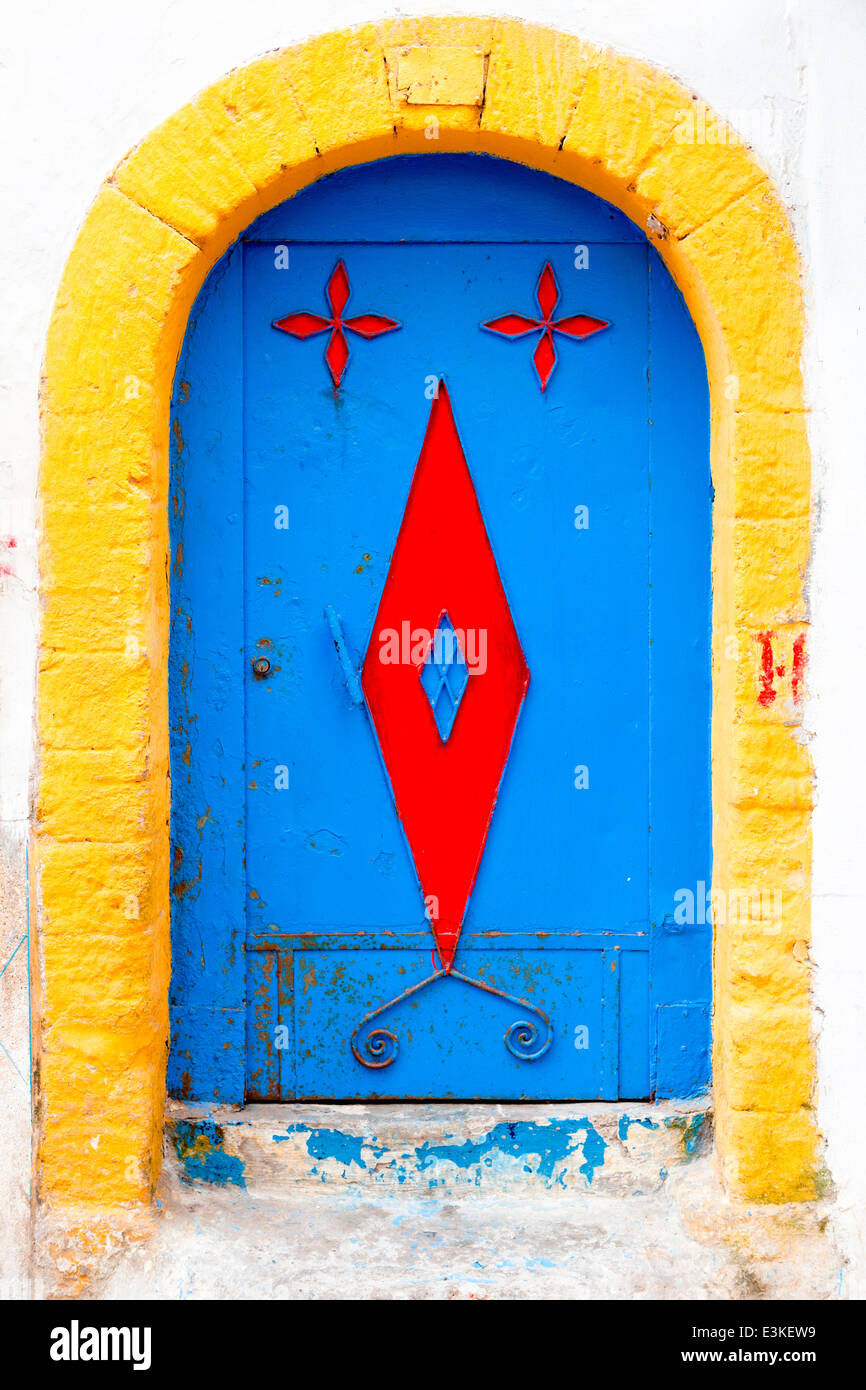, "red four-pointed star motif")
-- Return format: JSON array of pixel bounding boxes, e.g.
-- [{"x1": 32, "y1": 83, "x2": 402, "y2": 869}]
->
[
  {"x1": 483, "y1": 262, "x2": 610, "y2": 392},
  {"x1": 361, "y1": 385, "x2": 530, "y2": 972},
  {"x1": 273, "y1": 261, "x2": 401, "y2": 389}
]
